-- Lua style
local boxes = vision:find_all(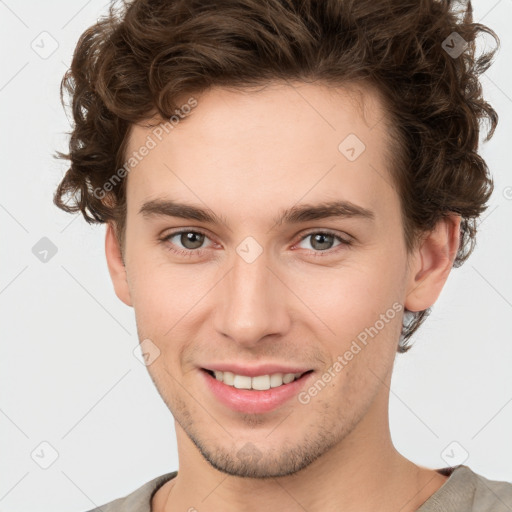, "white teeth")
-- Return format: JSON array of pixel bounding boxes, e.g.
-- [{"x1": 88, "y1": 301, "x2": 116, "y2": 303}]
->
[
  {"x1": 252, "y1": 375, "x2": 271, "y2": 390},
  {"x1": 223, "y1": 371, "x2": 235, "y2": 386},
  {"x1": 209, "y1": 370, "x2": 305, "y2": 390},
  {"x1": 233, "y1": 375, "x2": 252, "y2": 389},
  {"x1": 283, "y1": 373, "x2": 295, "y2": 384},
  {"x1": 270, "y1": 373, "x2": 284, "y2": 388}
]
